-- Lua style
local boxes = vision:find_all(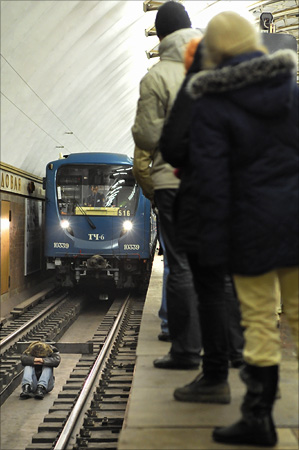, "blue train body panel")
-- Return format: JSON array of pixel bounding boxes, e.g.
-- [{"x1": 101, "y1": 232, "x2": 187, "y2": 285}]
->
[{"x1": 44, "y1": 153, "x2": 157, "y2": 288}]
